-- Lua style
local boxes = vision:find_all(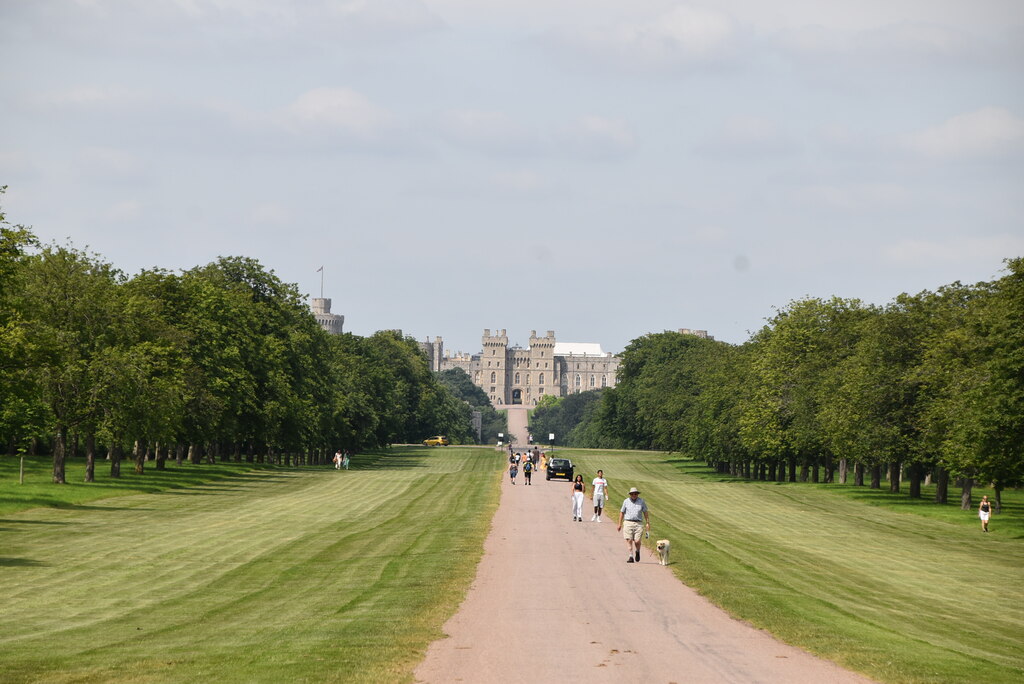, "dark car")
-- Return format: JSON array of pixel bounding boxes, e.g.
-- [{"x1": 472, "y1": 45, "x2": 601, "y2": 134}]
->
[{"x1": 546, "y1": 458, "x2": 574, "y2": 481}]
